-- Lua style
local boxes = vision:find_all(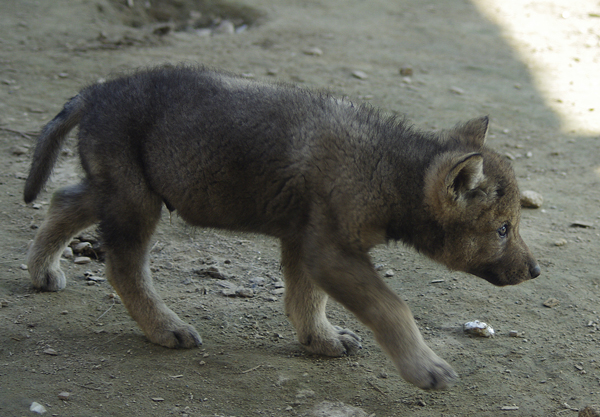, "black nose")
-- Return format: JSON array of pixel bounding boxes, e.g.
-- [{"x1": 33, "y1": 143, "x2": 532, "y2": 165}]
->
[{"x1": 529, "y1": 263, "x2": 541, "y2": 278}]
